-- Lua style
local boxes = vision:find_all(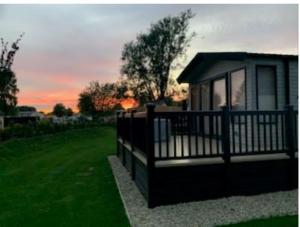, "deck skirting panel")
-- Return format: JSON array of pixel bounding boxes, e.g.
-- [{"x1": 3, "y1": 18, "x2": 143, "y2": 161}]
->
[{"x1": 150, "y1": 158, "x2": 298, "y2": 207}]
